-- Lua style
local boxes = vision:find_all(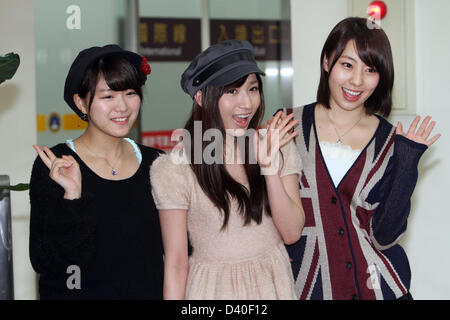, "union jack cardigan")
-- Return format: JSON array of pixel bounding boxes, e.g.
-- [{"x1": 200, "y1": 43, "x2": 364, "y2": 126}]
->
[{"x1": 285, "y1": 103, "x2": 427, "y2": 300}]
